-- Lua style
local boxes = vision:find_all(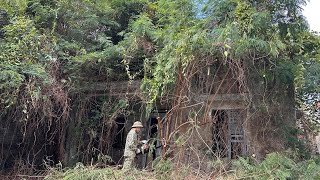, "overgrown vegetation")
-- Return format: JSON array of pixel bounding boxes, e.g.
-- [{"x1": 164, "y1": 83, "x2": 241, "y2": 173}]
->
[
  {"x1": 42, "y1": 152, "x2": 320, "y2": 179},
  {"x1": 231, "y1": 152, "x2": 320, "y2": 180},
  {"x1": 0, "y1": 0, "x2": 319, "y2": 179}
]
